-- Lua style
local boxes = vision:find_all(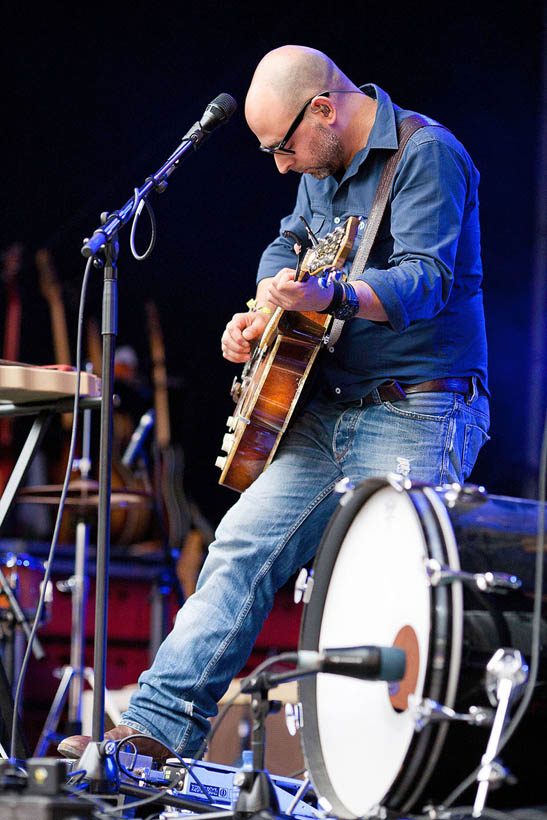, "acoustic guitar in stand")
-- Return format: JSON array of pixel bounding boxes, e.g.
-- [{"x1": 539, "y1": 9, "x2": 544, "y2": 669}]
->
[{"x1": 146, "y1": 300, "x2": 213, "y2": 597}]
